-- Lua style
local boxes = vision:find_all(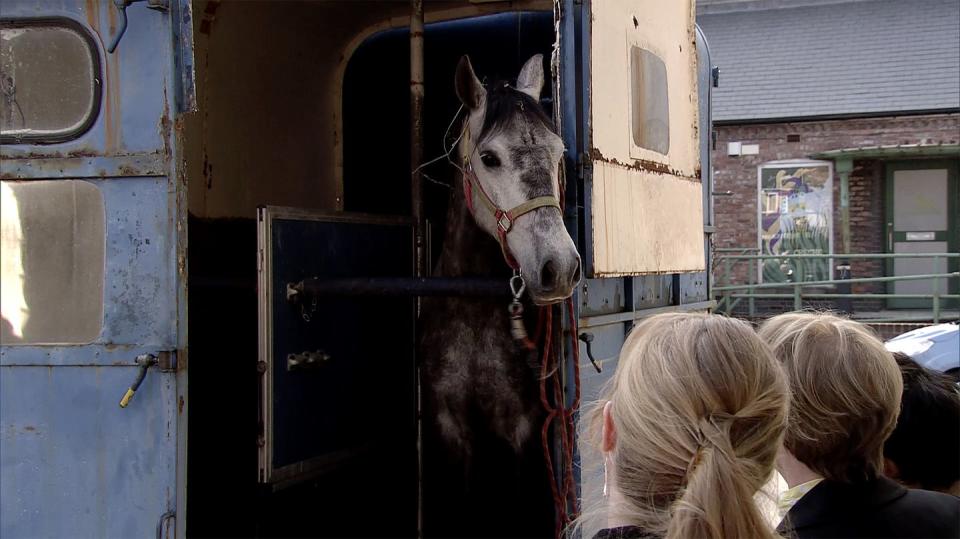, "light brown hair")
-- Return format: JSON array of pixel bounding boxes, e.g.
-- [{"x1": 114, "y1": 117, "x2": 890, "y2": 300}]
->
[
  {"x1": 588, "y1": 312, "x2": 789, "y2": 539},
  {"x1": 758, "y1": 312, "x2": 903, "y2": 482}
]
